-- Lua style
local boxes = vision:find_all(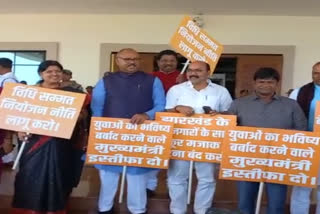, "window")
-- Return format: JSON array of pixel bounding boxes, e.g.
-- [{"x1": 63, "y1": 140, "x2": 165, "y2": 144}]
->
[{"x1": 0, "y1": 51, "x2": 46, "y2": 85}]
